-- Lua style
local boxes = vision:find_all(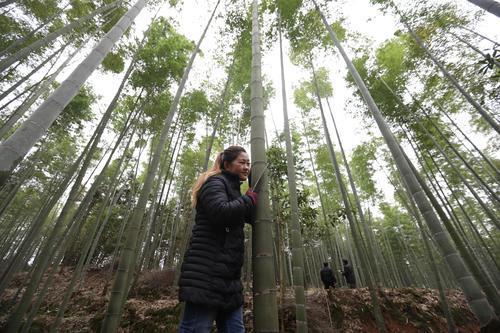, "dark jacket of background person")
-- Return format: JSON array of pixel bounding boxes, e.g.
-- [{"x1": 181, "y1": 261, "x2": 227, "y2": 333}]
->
[
  {"x1": 320, "y1": 265, "x2": 336, "y2": 288},
  {"x1": 342, "y1": 262, "x2": 356, "y2": 287},
  {"x1": 178, "y1": 170, "x2": 254, "y2": 311}
]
